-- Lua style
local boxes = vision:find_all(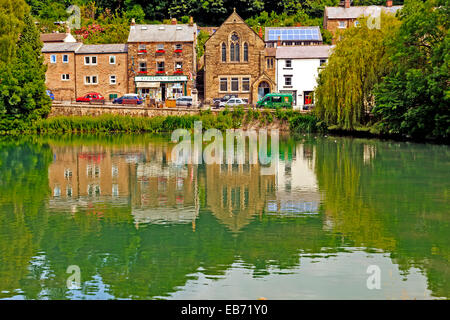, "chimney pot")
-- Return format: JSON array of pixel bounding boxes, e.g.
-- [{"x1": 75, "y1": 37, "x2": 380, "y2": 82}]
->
[
  {"x1": 344, "y1": 0, "x2": 350, "y2": 8},
  {"x1": 277, "y1": 36, "x2": 281, "y2": 47},
  {"x1": 188, "y1": 16, "x2": 194, "y2": 26},
  {"x1": 171, "y1": 18, "x2": 177, "y2": 25},
  {"x1": 131, "y1": 18, "x2": 136, "y2": 26},
  {"x1": 386, "y1": 0, "x2": 393, "y2": 7}
]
